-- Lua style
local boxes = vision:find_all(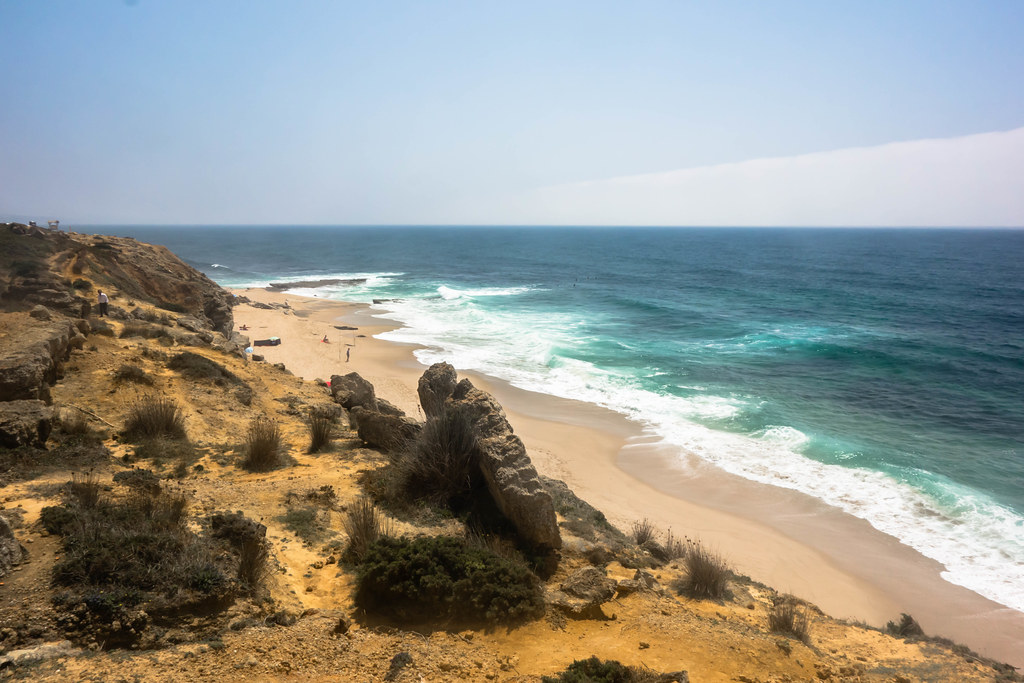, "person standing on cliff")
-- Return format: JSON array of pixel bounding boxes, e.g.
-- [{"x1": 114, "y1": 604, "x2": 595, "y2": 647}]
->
[{"x1": 97, "y1": 290, "x2": 109, "y2": 317}]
